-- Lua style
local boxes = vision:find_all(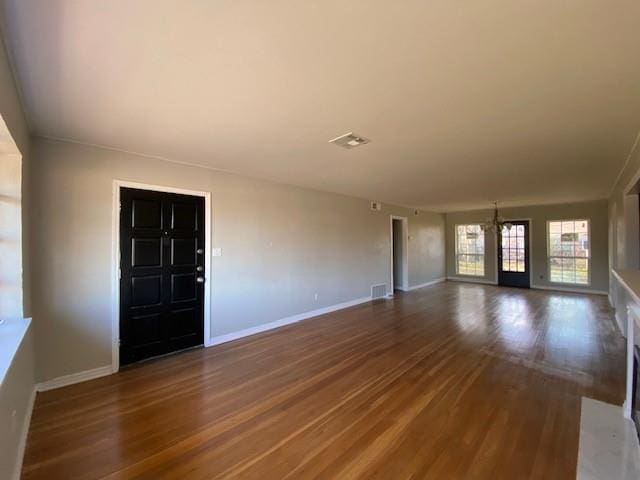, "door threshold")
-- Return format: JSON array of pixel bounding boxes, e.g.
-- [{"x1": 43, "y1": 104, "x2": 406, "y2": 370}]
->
[{"x1": 123, "y1": 344, "x2": 204, "y2": 368}]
